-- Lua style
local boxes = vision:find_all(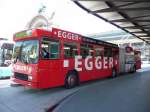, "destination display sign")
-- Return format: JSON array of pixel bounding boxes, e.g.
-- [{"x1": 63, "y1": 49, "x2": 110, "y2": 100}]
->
[
  {"x1": 52, "y1": 28, "x2": 82, "y2": 42},
  {"x1": 14, "y1": 30, "x2": 33, "y2": 41}
]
